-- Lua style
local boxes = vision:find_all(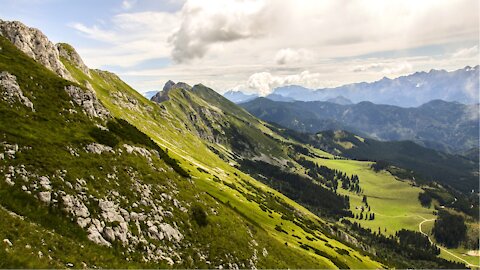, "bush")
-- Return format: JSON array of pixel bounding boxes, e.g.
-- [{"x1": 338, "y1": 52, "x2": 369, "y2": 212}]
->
[
  {"x1": 191, "y1": 204, "x2": 208, "y2": 227},
  {"x1": 89, "y1": 127, "x2": 119, "y2": 147}
]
